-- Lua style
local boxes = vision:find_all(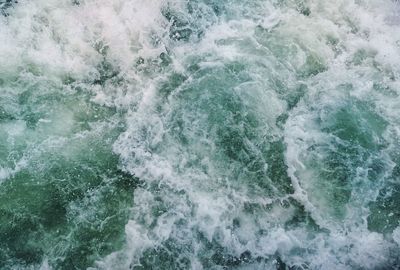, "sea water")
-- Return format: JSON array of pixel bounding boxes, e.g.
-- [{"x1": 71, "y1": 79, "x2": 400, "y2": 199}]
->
[{"x1": 0, "y1": 0, "x2": 400, "y2": 269}]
